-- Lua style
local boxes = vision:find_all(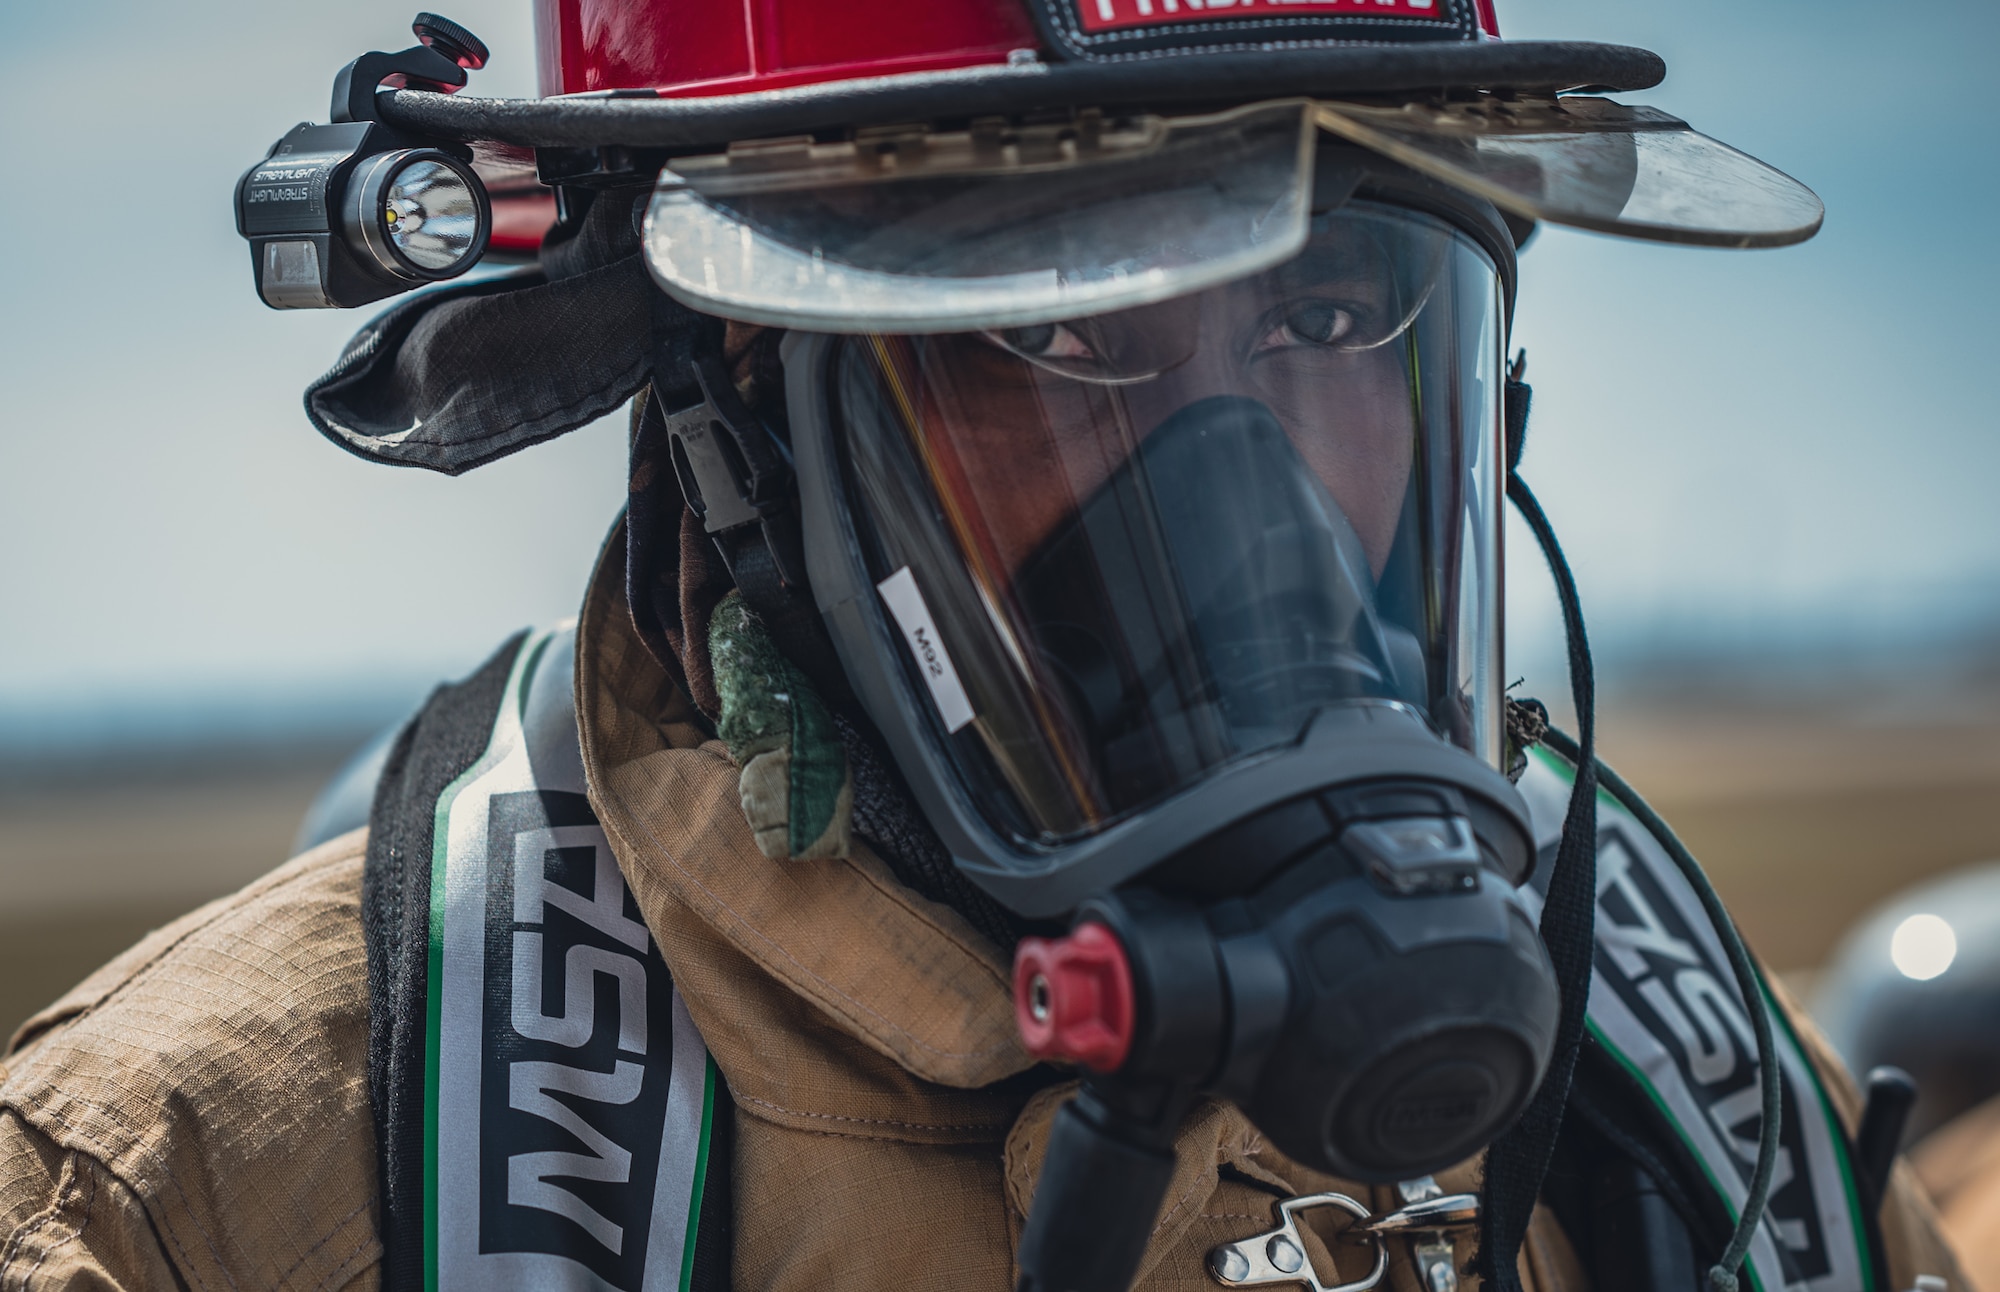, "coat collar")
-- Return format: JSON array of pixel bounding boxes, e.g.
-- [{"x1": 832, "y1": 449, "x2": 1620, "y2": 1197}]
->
[{"x1": 575, "y1": 520, "x2": 1033, "y2": 1091}]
